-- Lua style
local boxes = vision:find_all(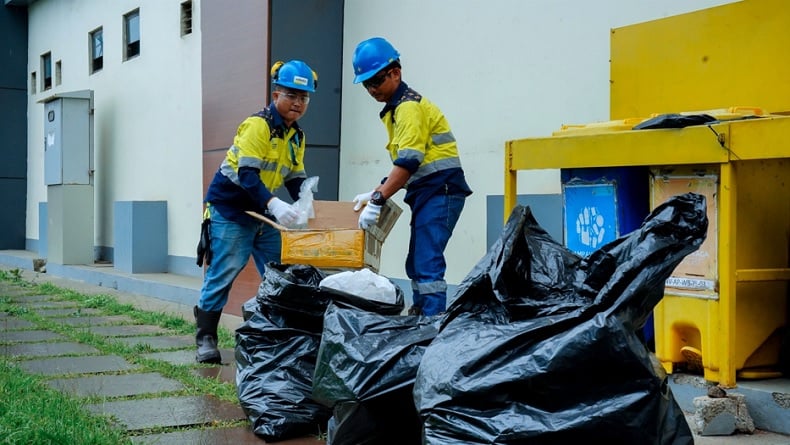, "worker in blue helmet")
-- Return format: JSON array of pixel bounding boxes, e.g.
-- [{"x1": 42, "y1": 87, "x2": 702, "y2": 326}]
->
[
  {"x1": 194, "y1": 59, "x2": 318, "y2": 363},
  {"x1": 351, "y1": 37, "x2": 473, "y2": 316}
]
